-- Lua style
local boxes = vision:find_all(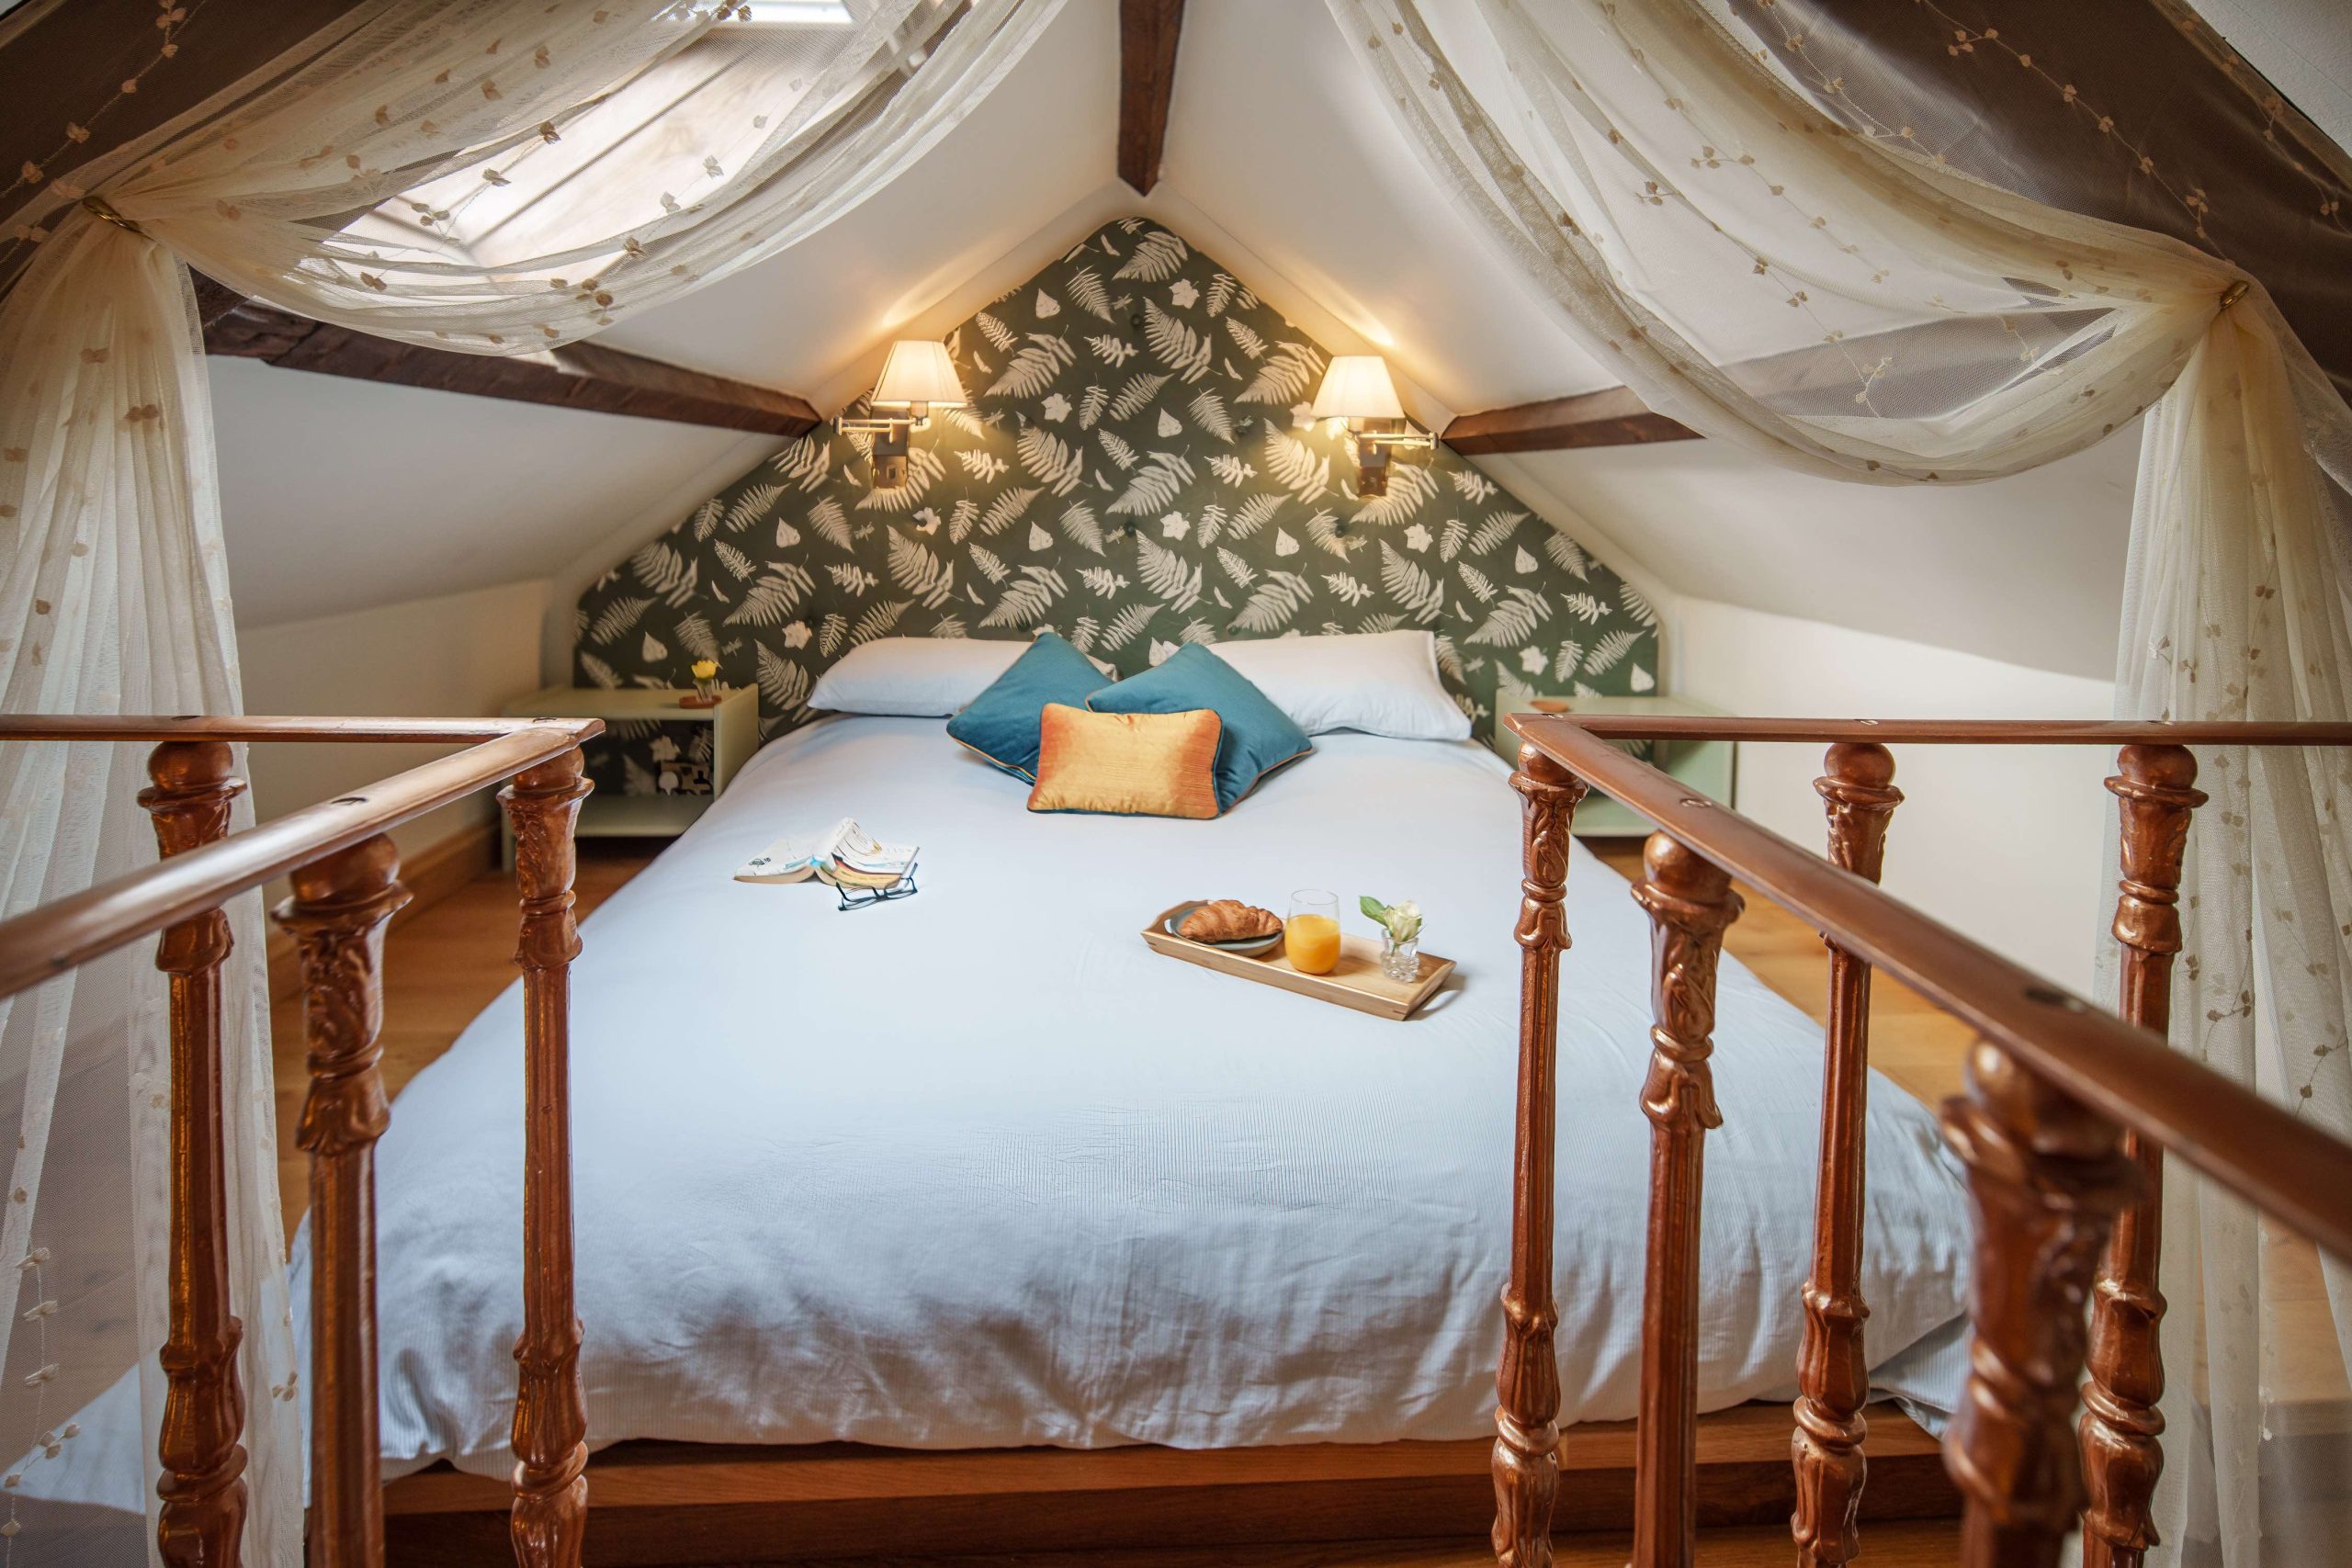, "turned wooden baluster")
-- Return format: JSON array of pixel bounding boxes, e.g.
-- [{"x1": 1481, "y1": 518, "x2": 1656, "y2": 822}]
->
[
  {"x1": 1493, "y1": 743, "x2": 1587, "y2": 1568},
  {"x1": 503, "y1": 749, "x2": 594, "y2": 1568},
  {"x1": 2080, "y1": 745, "x2": 2202, "y2": 1568},
  {"x1": 1942, "y1": 1043, "x2": 2138, "y2": 1568},
  {"x1": 141, "y1": 741, "x2": 249, "y2": 1568},
  {"x1": 1792, "y1": 743, "x2": 1901, "y2": 1567},
  {"x1": 277, "y1": 837, "x2": 410, "y2": 1568},
  {"x1": 1630, "y1": 834, "x2": 1743, "y2": 1568}
]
